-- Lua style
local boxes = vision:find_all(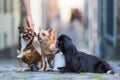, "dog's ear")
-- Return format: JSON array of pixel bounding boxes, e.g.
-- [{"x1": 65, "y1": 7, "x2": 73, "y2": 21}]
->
[
  {"x1": 51, "y1": 29, "x2": 57, "y2": 41},
  {"x1": 65, "y1": 36, "x2": 72, "y2": 41},
  {"x1": 18, "y1": 26, "x2": 25, "y2": 33},
  {"x1": 18, "y1": 26, "x2": 23, "y2": 29},
  {"x1": 48, "y1": 28, "x2": 53, "y2": 33},
  {"x1": 64, "y1": 37, "x2": 77, "y2": 54},
  {"x1": 60, "y1": 34, "x2": 72, "y2": 41},
  {"x1": 53, "y1": 30, "x2": 57, "y2": 40}
]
